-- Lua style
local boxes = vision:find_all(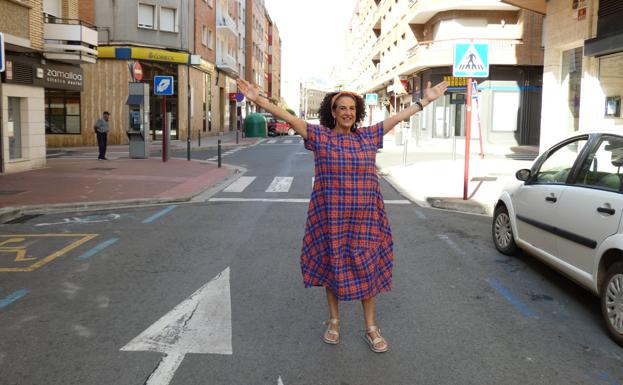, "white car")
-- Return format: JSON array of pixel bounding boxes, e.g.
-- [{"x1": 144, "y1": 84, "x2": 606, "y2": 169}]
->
[{"x1": 493, "y1": 131, "x2": 623, "y2": 346}]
